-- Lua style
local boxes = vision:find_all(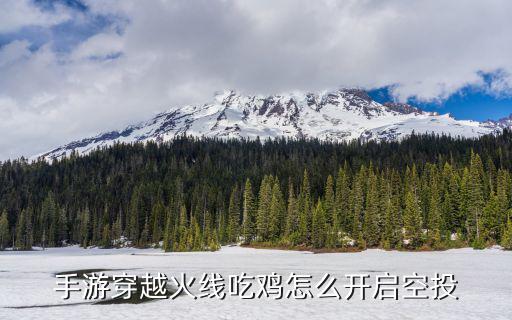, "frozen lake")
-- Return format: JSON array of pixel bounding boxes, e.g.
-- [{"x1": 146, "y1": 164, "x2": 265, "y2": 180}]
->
[{"x1": 0, "y1": 246, "x2": 511, "y2": 320}]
